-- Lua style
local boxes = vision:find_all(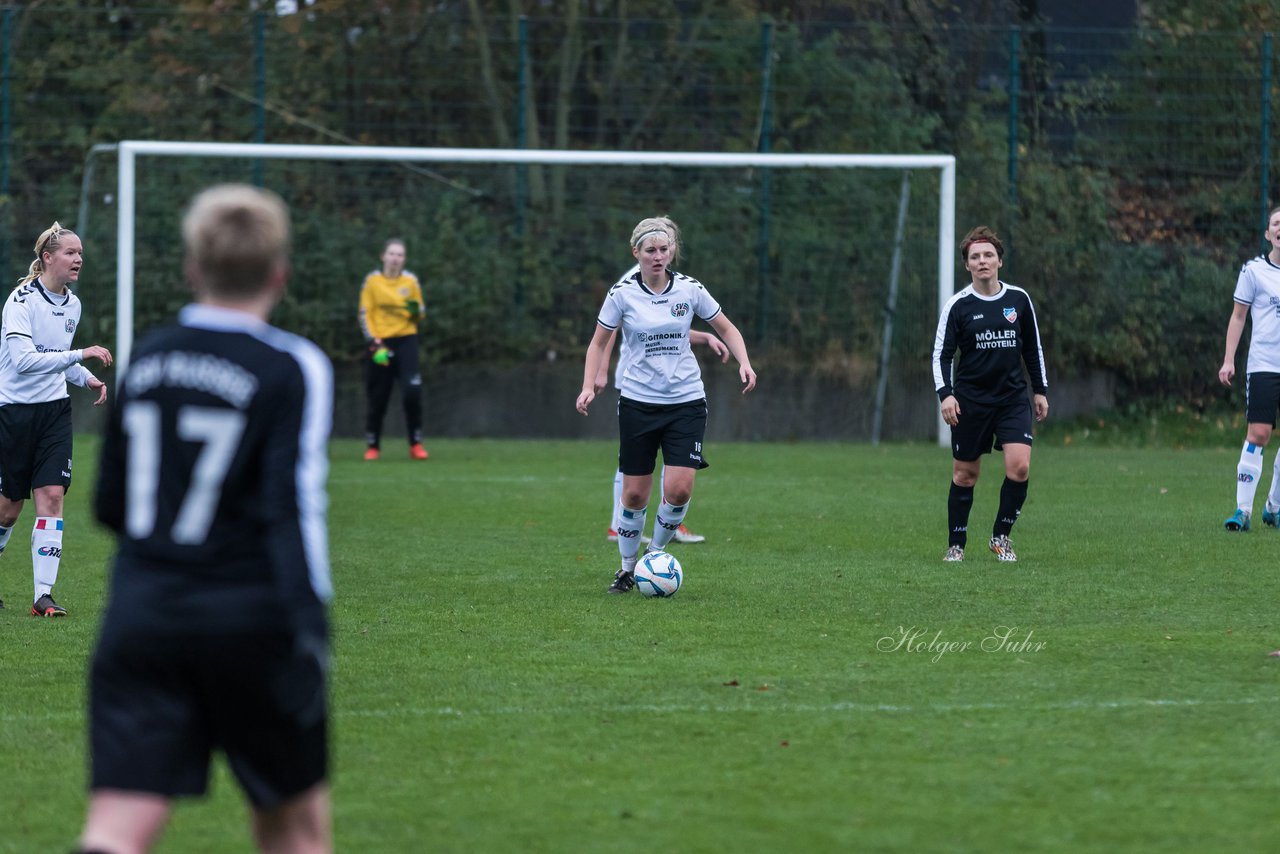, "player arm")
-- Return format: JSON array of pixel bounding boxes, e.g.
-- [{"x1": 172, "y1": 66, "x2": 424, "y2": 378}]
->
[
  {"x1": 1220, "y1": 301, "x2": 1250, "y2": 385},
  {"x1": 358, "y1": 282, "x2": 382, "y2": 344},
  {"x1": 690, "y1": 329, "x2": 729, "y2": 361},
  {"x1": 577, "y1": 324, "x2": 614, "y2": 414},
  {"x1": 65, "y1": 363, "x2": 98, "y2": 387},
  {"x1": 407, "y1": 278, "x2": 425, "y2": 325},
  {"x1": 259, "y1": 359, "x2": 334, "y2": 641},
  {"x1": 593, "y1": 328, "x2": 618, "y2": 393},
  {"x1": 64, "y1": 362, "x2": 108, "y2": 405},
  {"x1": 6, "y1": 333, "x2": 95, "y2": 375},
  {"x1": 932, "y1": 309, "x2": 957, "y2": 402},
  {"x1": 1021, "y1": 299, "x2": 1049, "y2": 396},
  {"x1": 707, "y1": 313, "x2": 756, "y2": 393}
]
